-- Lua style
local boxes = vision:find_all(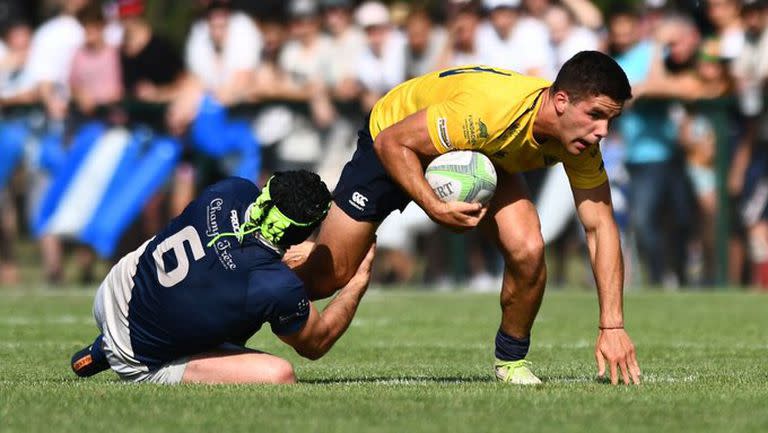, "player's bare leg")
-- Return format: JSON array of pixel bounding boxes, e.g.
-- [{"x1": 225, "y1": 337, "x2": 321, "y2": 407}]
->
[
  {"x1": 481, "y1": 172, "x2": 546, "y2": 384},
  {"x1": 294, "y1": 203, "x2": 377, "y2": 300},
  {"x1": 183, "y1": 349, "x2": 296, "y2": 384}
]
